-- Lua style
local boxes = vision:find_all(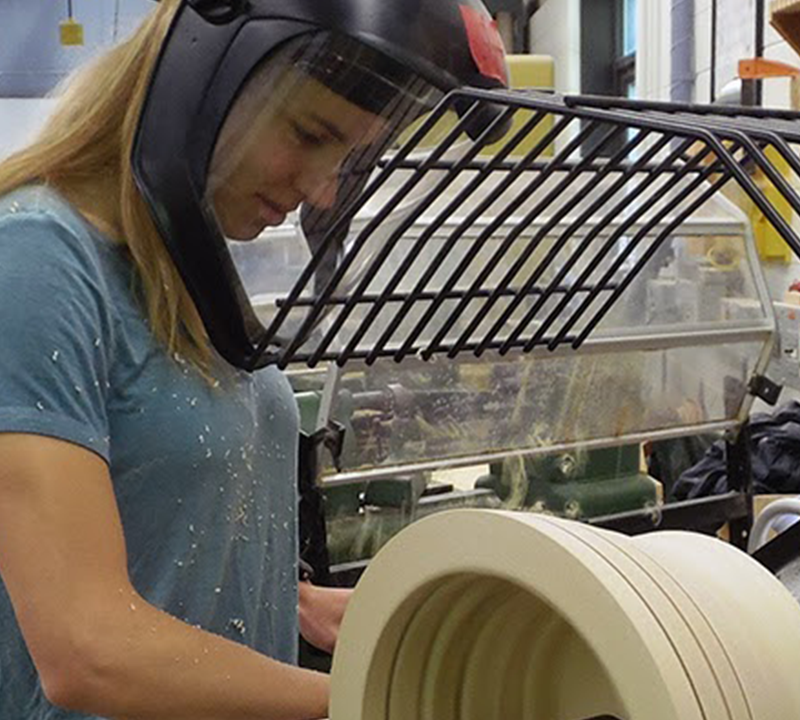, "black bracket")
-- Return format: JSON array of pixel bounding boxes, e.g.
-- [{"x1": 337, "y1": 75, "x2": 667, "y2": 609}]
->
[
  {"x1": 748, "y1": 374, "x2": 782, "y2": 406},
  {"x1": 187, "y1": 0, "x2": 249, "y2": 24},
  {"x1": 752, "y1": 513, "x2": 800, "y2": 574},
  {"x1": 322, "y1": 420, "x2": 346, "y2": 473},
  {"x1": 724, "y1": 422, "x2": 754, "y2": 550}
]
